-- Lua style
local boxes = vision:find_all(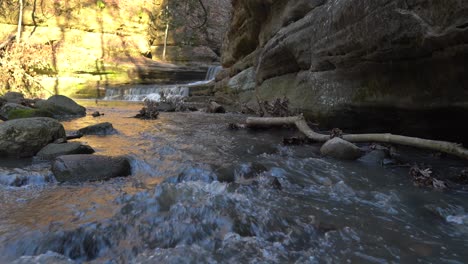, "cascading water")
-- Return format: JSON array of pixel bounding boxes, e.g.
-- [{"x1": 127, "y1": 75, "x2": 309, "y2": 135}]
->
[
  {"x1": 205, "y1": 65, "x2": 222, "y2": 81},
  {"x1": 103, "y1": 65, "x2": 222, "y2": 102},
  {"x1": 104, "y1": 85, "x2": 190, "y2": 102}
]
